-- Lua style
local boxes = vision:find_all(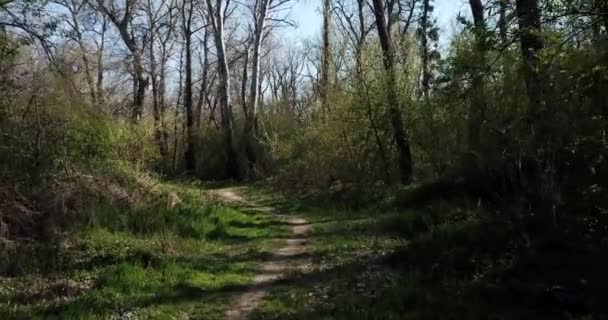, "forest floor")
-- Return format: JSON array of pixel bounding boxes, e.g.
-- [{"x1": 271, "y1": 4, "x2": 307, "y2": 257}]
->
[{"x1": 1, "y1": 182, "x2": 587, "y2": 319}]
